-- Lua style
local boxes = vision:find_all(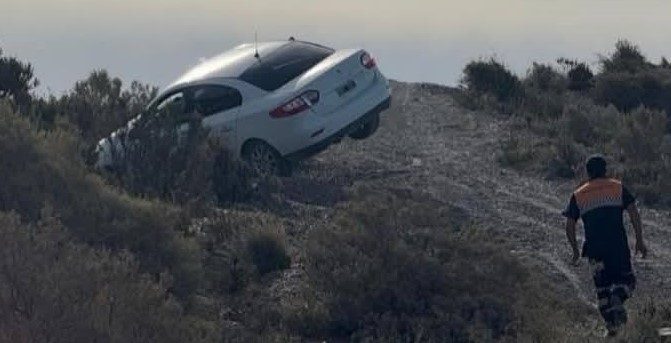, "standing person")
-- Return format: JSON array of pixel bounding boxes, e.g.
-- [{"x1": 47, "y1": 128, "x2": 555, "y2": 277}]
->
[{"x1": 562, "y1": 155, "x2": 648, "y2": 337}]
